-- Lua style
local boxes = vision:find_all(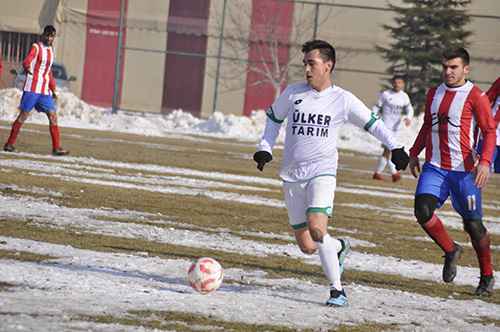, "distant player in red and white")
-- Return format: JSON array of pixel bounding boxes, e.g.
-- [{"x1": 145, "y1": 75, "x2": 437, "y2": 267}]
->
[
  {"x1": 3, "y1": 25, "x2": 69, "y2": 156},
  {"x1": 485, "y1": 77, "x2": 500, "y2": 173},
  {"x1": 409, "y1": 48, "x2": 496, "y2": 296},
  {"x1": 372, "y1": 75, "x2": 414, "y2": 182}
]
